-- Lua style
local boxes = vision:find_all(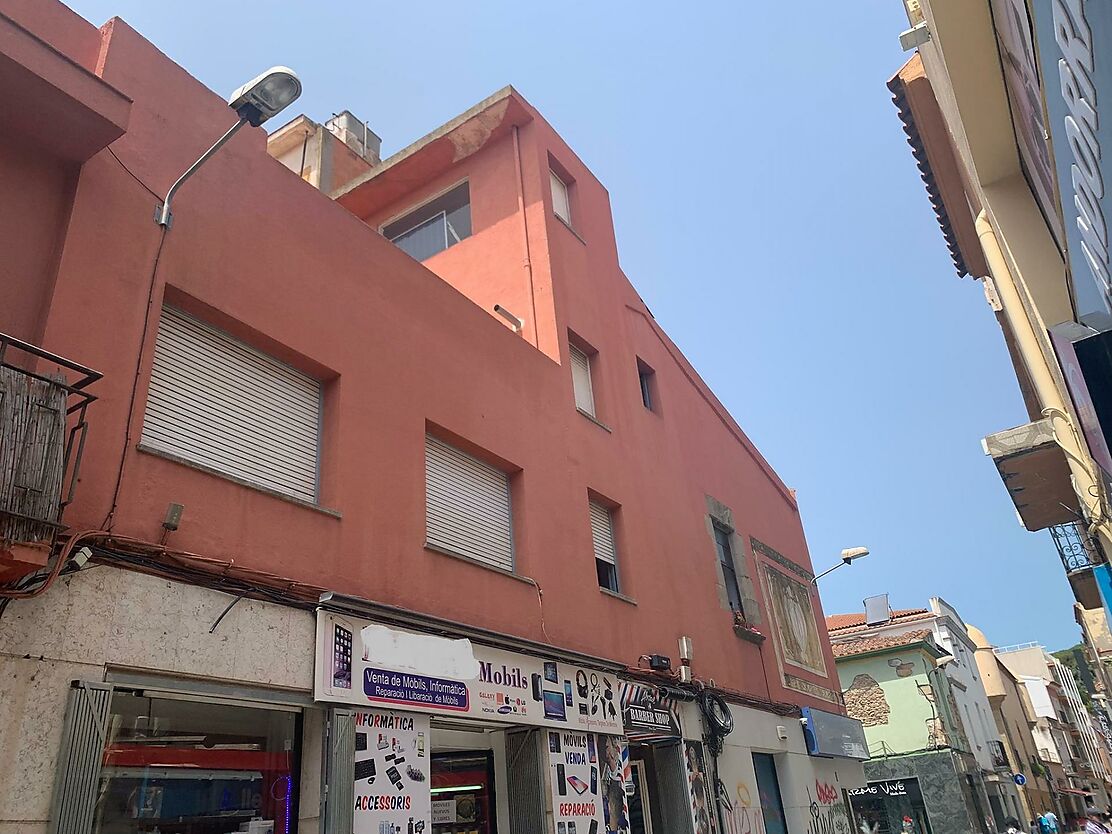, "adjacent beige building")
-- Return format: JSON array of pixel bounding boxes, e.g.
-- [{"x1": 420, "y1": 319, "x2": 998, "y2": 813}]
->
[{"x1": 887, "y1": 0, "x2": 1112, "y2": 620}]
